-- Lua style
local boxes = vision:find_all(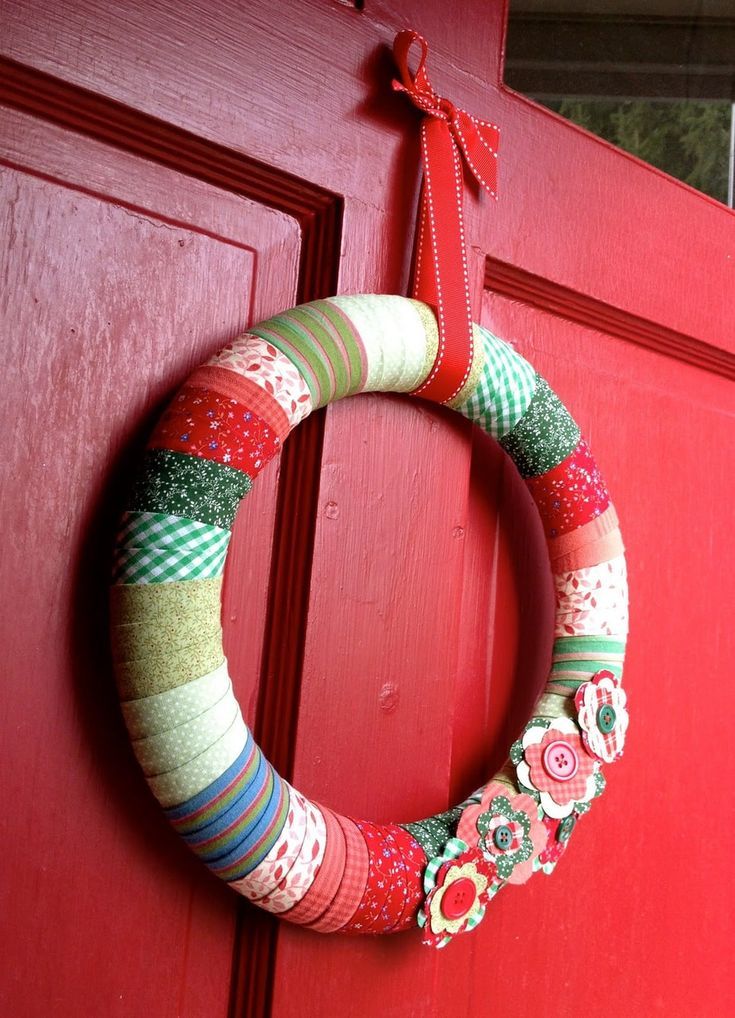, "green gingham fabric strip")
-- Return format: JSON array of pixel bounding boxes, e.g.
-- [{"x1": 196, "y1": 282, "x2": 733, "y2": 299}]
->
[
  {"x1": 116, "y1": 511, "x2": 229, "y2": 548},
  {"x1": 455, "y1": 326, "x2": 537, "y2": 438},
  {"x1": 112, "y1": 512, "x2": 230, "y2": 584},
  {"x1": 500, "y1": 375, "x2": 580, "y2": 477},
  {"x1": 112, "y1": 542, "x2": 229, "y2": 584},
  {"x1": 128, "y1": 450, "x2": 251, "y2": 530}
]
